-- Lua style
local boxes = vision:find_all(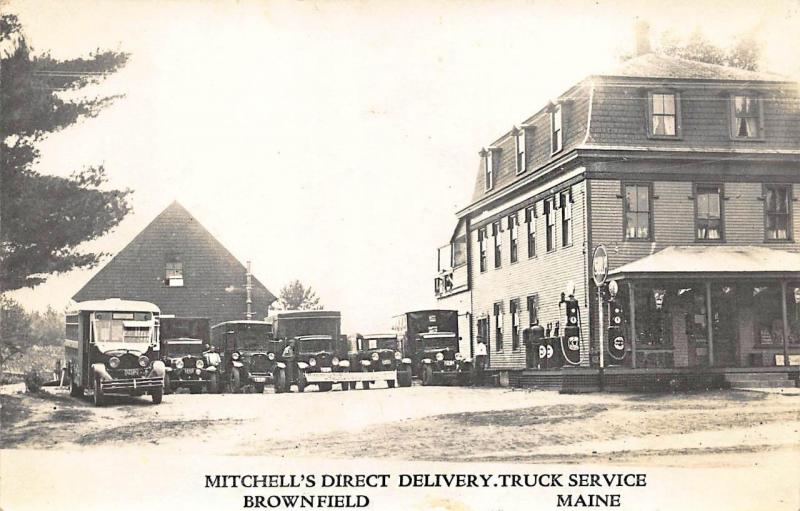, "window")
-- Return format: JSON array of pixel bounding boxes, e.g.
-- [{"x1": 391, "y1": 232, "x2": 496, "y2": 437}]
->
[
  {"x1": 492, "y1": 221, "x2": 502, "y2": 268},
  {"x1": 649, "y1": 93, "x2": 678, "y2": 137},
  {"x1": 527, "y1": 294, "x2": 539, "y2": 326},
  {"x1": 765, "y1": 184, "x2": 792, "y2": 241},
  {"x1": 545, "y1": 198, "x2": 556, "y2": 252},
  {"x1": 561, "y1": 190, "x2": 573, "y2": 247},
  {"x1": 484, "y1": 150, "x2": 494, "y2": 191},
  {"x1": 624, "y1": 183, "x2": 652, "y2": 240},
  {"x1": 478, "y1": 228, "x2": 487, "y2": 272},
  {"x1": 515, "y1": 129, "x2": 526, "y2": 174},
  {"x1": 731, "y1": 95, "x2": 762, "y2": 139},
  {"x1": 524, "y1": 205, "x2": 536, "y2": 258},
  {"x1": 509, "y1": 214, "x2": 519, "y2": 263},
  {"x1": 493, "y1": 302, "x2": 503, "y2": 351},
  {"x1": 452, "y1": 236, "x2": 467, "y2": 266},
  {"x1": 477, "y1": 317, "x2": 490, "y2": 349},
  {"x1": 695, "y1": 184, "x2": 723, "y2": 241},
  {"x1": 165, "y1": 259, "x2": 184, "y2": 287},
  {"x1": 551, "y1": 104, "x2": 563, "y2": 153},
  {"x1": 510, "y1": 299, "x2": 520, "y2": 350}
]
